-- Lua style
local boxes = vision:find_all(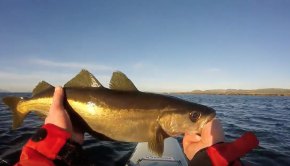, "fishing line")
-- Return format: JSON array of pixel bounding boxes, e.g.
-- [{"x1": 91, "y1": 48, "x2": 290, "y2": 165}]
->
[{"x1": 0, "y1": 157, "x2": 11, "y2": 166}]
